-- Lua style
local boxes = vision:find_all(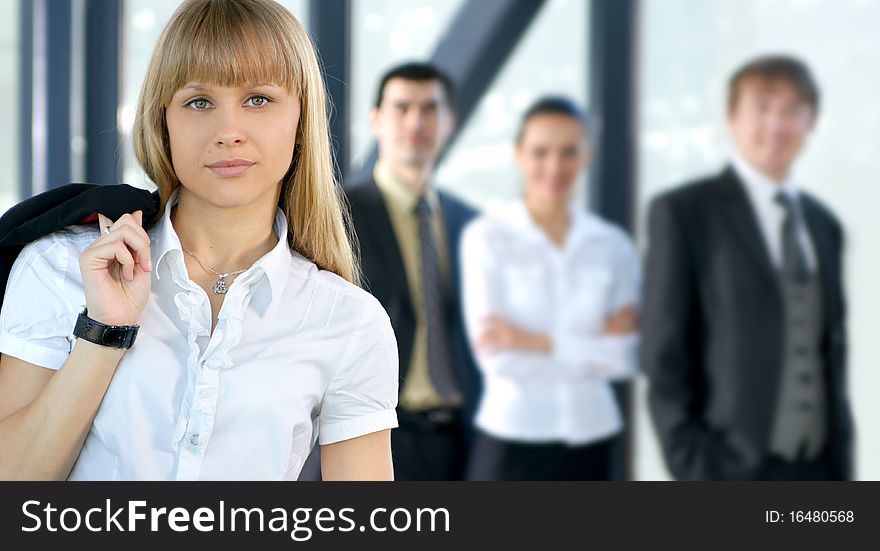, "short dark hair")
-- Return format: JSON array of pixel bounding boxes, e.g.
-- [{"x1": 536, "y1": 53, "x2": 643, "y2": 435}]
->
[
  {"x1": 516, "y1": 96, "x2": 589, "y2": 143},
  {"x1": 728, "y1": 55, "x2": 820, "y2": 113},
  {"x1": 373, "y1": 62, "x2": 455, "y2": 108}
]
